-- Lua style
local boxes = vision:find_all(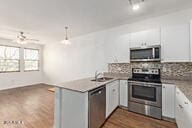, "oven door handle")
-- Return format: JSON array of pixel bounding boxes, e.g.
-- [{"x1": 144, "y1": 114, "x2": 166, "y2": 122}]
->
[
  {"x1": 128, "y1": 81, "x2": 161, "y2": 87},
  {"x1": 142, "y1": 84, "x2": 157, "y2": 87},
  {"x1": 130, "y1": 83, "x2": 159, "y2": 88}
]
